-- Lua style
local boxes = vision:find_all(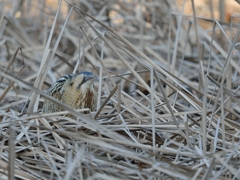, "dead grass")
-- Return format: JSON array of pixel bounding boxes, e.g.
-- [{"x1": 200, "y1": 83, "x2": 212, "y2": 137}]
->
[{"x1": 0, "y1": 0, "x2": 240, "y2": 179}]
